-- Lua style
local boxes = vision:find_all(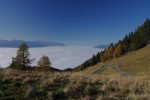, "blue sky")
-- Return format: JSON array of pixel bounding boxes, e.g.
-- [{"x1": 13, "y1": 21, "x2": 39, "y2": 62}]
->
[{"x1": 0, "y1": 0, "x2": 150, "y2": 45}]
